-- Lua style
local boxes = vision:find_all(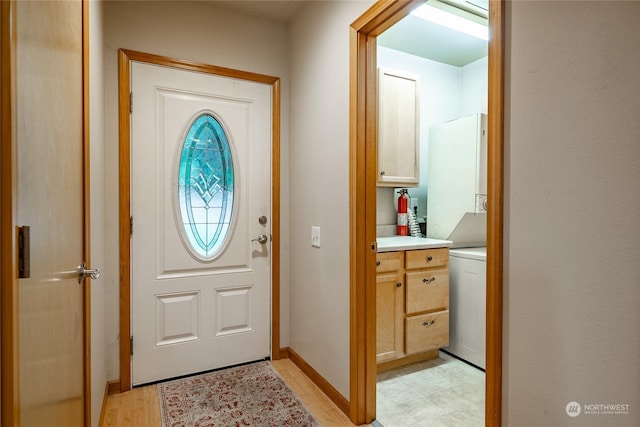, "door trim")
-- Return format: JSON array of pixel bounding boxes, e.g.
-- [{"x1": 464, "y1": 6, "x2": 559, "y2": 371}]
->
[
  {"x1": 1, "y1": 0, "x2": 92, "y2": 424},
  {"x1": 81, "y1": 1, "x2": 92, "y2": 424},
  {"x1": 348, "y1": 0, "x2": 504, "y2": 424},
  {"x1": 1, "y1": 2, "x2": 19, "y2": 424},
  {"x1": 117, "y1": 49, "x2": 281, "y2": 392},
  {"x1": 486, "y1": 2, "x2": 505, "y2": 424}
]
